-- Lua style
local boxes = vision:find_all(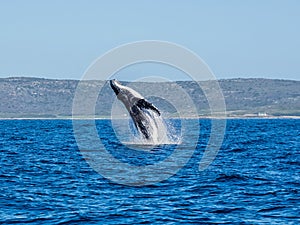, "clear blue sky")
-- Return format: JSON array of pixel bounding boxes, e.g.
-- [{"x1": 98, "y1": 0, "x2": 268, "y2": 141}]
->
[{"x1": 0, "y1": 0, "x2": 299, "y2": 80}]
